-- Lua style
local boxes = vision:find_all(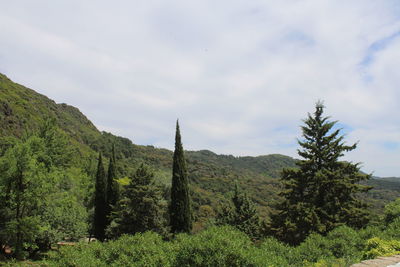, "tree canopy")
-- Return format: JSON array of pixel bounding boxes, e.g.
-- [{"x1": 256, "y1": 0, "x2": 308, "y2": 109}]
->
[{"x1": 270, "y1": 102, "x2": 371, "y2": 245}]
